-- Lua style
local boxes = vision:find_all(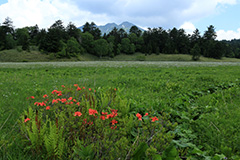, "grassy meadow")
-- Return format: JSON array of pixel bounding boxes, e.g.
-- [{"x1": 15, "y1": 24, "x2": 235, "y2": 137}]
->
[{"x1": 0, "y1": 61, "x2": 240, "y2": 159}]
